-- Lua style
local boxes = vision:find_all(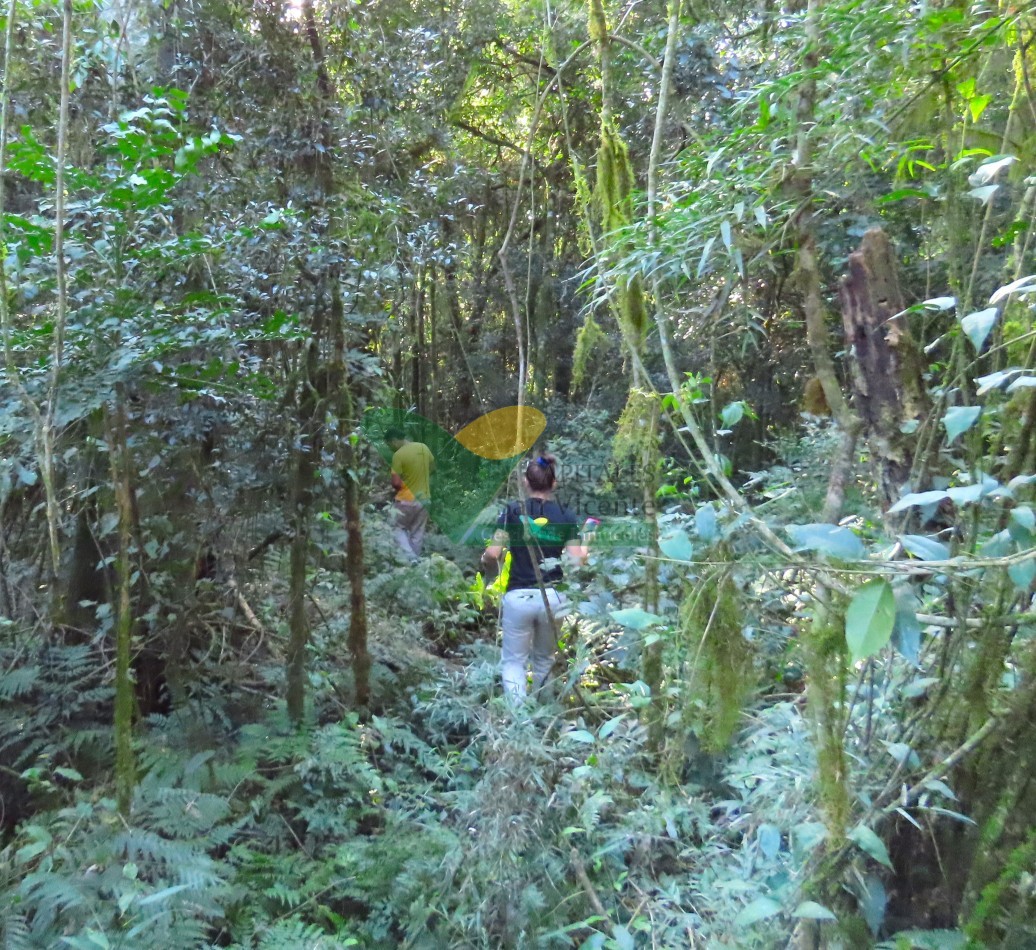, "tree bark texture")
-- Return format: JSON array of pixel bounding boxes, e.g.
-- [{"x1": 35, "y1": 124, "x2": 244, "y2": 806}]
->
[
  {"x1": 286, "y1": 422, "x2": 316, "y2": 724},
  {"x1": 286, "y1": 331, "x2": 324, "y2": 723},
  {"x1": 332, "y1": 283, "x2": 370, "y2": 711},
  {"x1": 105, "y1": 393, "x2": 136, "y2": 817},
  {"x1": 839, "y1": 227, "x2": 929, "y2": 511}
]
